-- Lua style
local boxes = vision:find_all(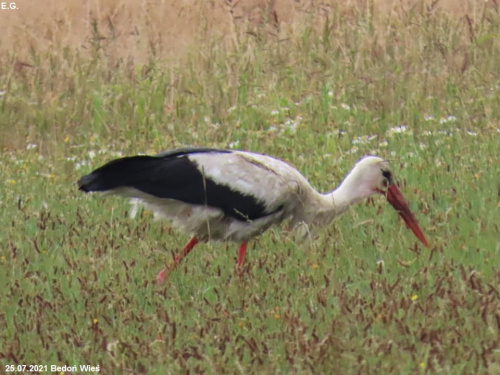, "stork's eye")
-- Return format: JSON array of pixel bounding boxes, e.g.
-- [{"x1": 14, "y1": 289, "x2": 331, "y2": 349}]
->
[{"x1": 381, "y1": 170, "x2": 392, "y2": 185}]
